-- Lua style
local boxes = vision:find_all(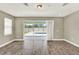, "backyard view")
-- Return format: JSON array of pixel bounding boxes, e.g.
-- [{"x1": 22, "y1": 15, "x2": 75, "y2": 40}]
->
[{"x1": 24, "y1": 21, "x2": 47, "y2": 34}]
